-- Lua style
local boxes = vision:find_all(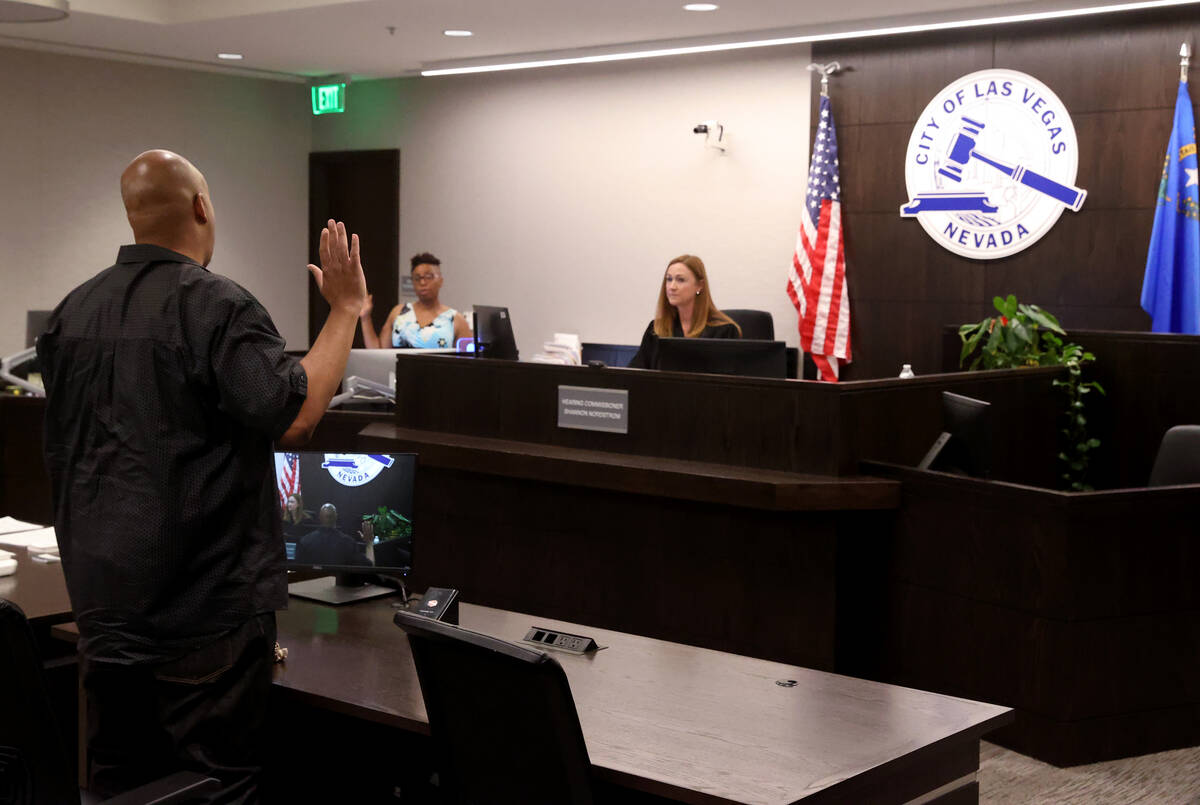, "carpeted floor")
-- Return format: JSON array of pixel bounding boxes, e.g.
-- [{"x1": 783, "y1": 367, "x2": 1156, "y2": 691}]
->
[{"x1": 979, "y1": 741, "x2": 1200, "y2": 804}]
